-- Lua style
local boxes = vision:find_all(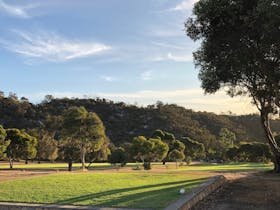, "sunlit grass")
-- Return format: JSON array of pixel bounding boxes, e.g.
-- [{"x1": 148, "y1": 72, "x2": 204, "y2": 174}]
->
[
  {"x1": 0, "y1": 161, "x2": 273, "y2": 172},
  {"x1": 0, "y1": 172, "x2": 206, "y2": 209}
]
